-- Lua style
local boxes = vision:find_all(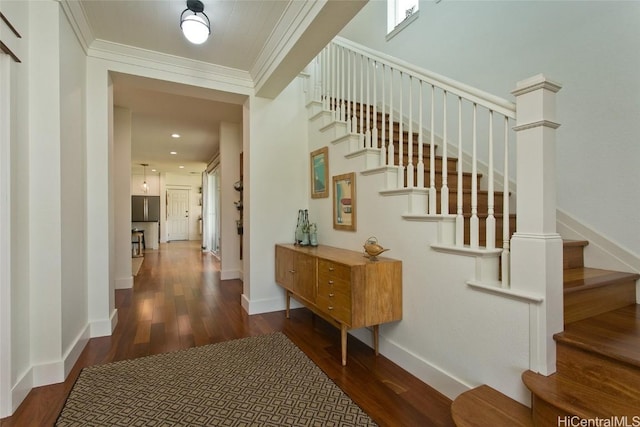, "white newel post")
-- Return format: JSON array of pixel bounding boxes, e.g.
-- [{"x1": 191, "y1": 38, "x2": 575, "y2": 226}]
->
[{"x1": 510, "y1": 74, "x2": 563, "y2": 376}]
